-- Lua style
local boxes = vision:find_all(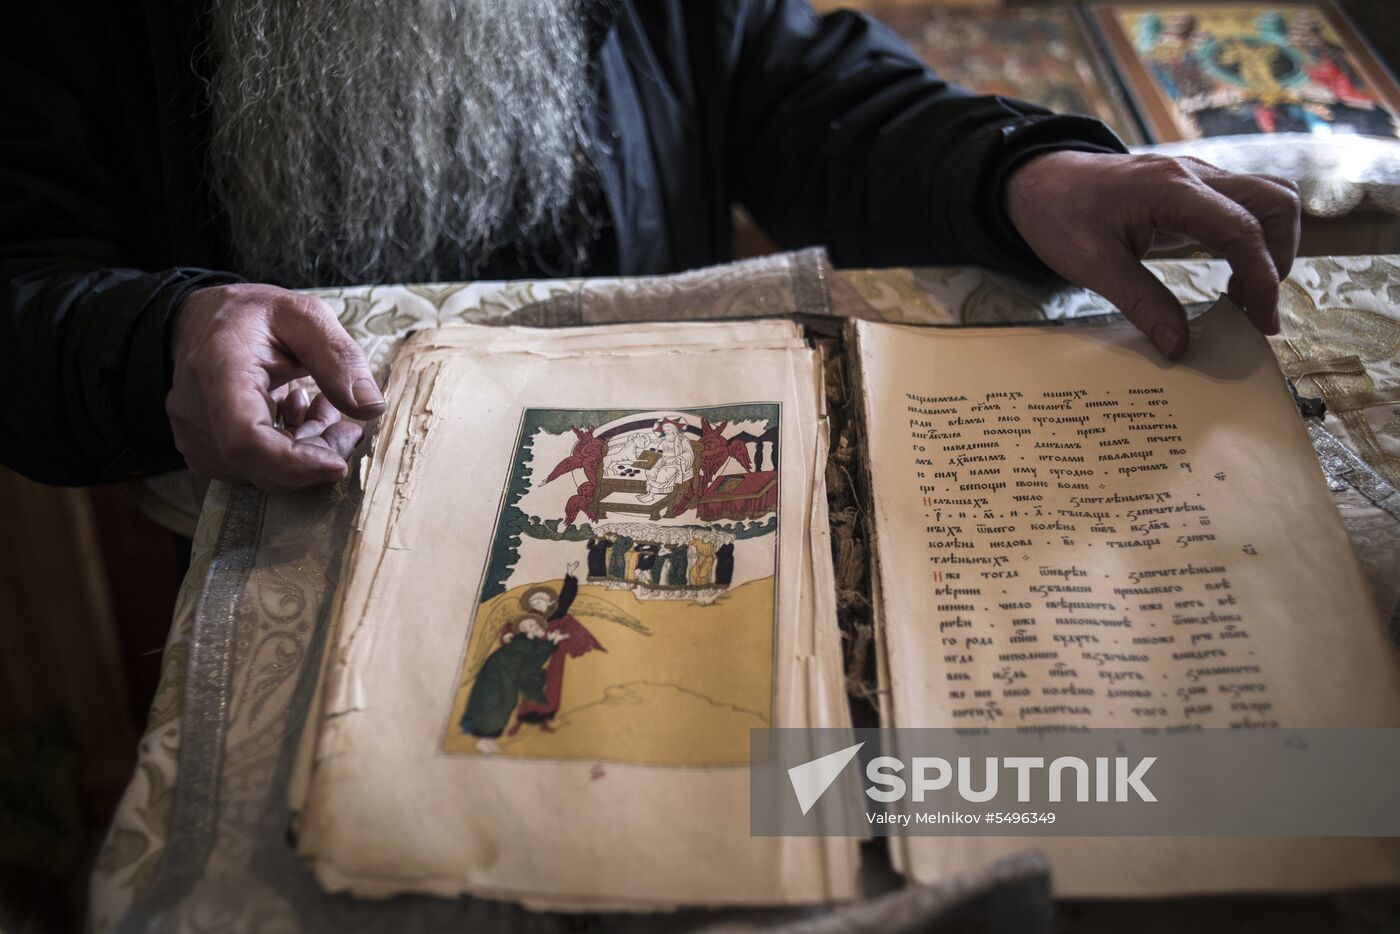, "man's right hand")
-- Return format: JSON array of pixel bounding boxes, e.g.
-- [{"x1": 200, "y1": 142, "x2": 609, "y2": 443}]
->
[{"x1": 166, "y1": 283, "x2": 387, "y2": 492}]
